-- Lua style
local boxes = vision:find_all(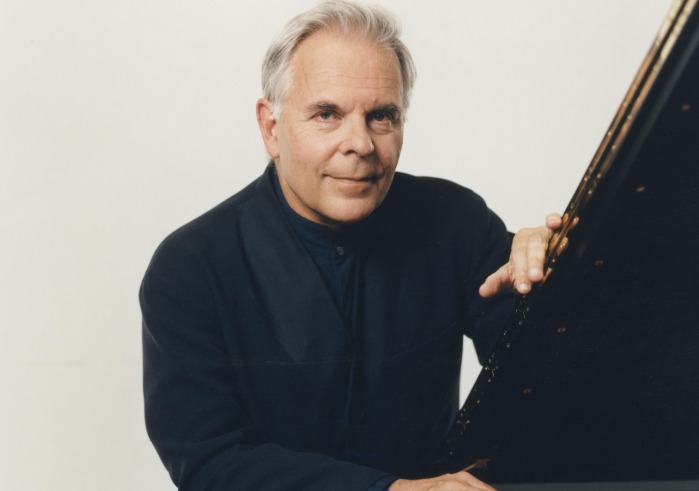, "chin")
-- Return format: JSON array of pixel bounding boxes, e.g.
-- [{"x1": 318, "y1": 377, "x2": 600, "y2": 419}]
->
[{"x1": 325, "y1": 201, "x2": 380, "y2": 227}]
